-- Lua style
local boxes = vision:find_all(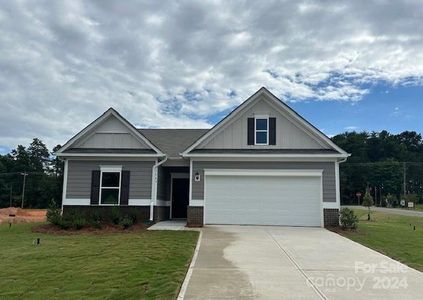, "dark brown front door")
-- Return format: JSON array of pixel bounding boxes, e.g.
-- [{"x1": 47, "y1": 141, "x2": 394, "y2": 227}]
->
[{"x1": 172, "y1": 178, "x2": 189, "y2": 218}]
